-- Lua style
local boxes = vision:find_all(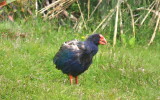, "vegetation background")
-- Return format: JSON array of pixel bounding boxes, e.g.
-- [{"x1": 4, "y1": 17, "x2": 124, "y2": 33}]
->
[{"x1": 0, "y1": 0, "x2": 160, "y2": 99}]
